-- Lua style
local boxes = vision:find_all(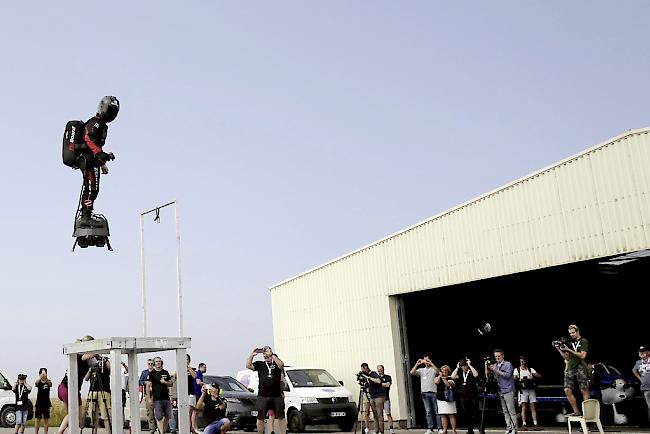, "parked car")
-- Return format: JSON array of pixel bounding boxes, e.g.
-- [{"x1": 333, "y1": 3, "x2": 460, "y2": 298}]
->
[{"x1": 0, "y1": 370, "x2": 34, "y2": 428}]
